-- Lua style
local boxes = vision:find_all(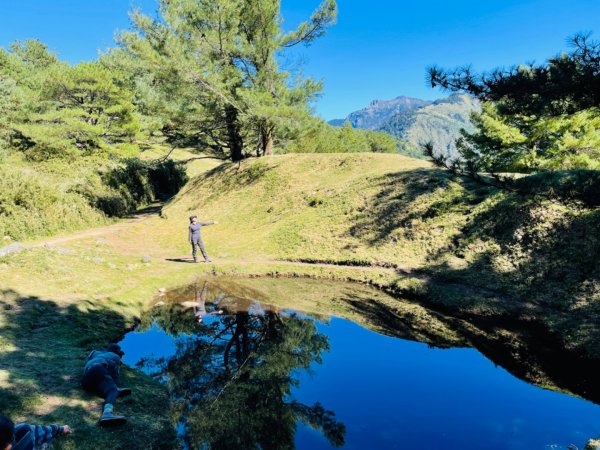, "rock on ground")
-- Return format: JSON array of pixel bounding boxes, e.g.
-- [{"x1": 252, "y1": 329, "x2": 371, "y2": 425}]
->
[{"x1": 0, "y1": 243, "x2": 30, "y2": 257}]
